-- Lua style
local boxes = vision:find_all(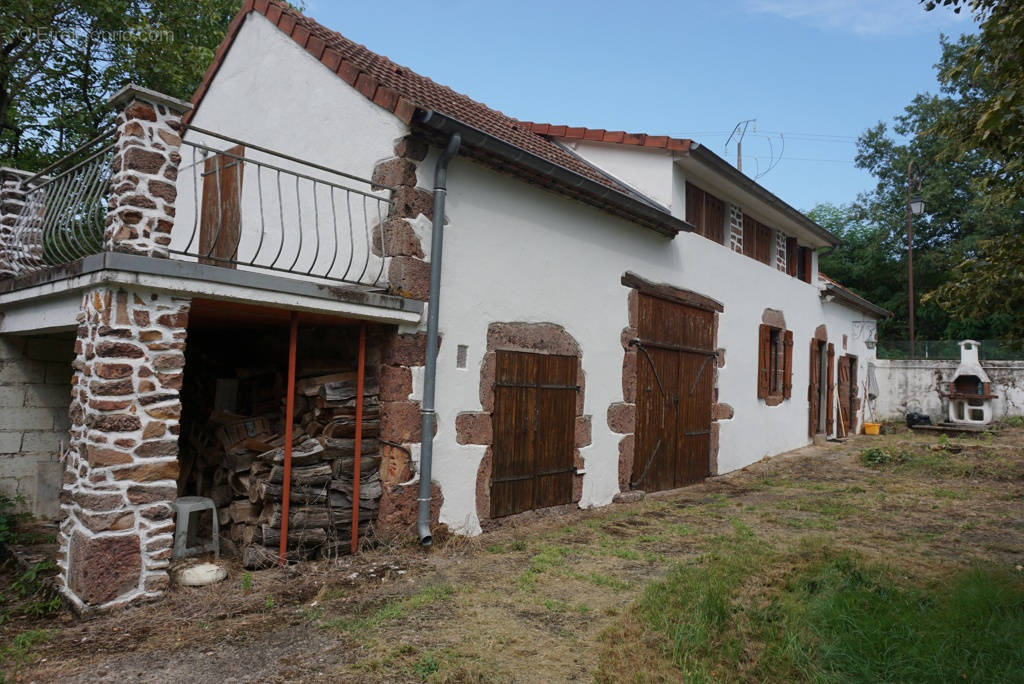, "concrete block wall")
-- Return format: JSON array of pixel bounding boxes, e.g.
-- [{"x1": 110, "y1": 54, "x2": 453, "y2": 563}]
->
[{"x1": 0, "y1": 334, "x2": 74, "y2": 518}]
